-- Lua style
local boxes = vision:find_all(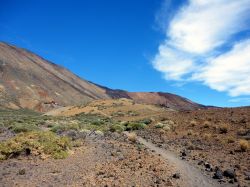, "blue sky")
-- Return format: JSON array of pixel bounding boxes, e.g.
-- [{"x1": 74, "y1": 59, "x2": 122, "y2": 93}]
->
[{"x1": 1, "y1": 0, "x2": 250, "y2": 107}]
